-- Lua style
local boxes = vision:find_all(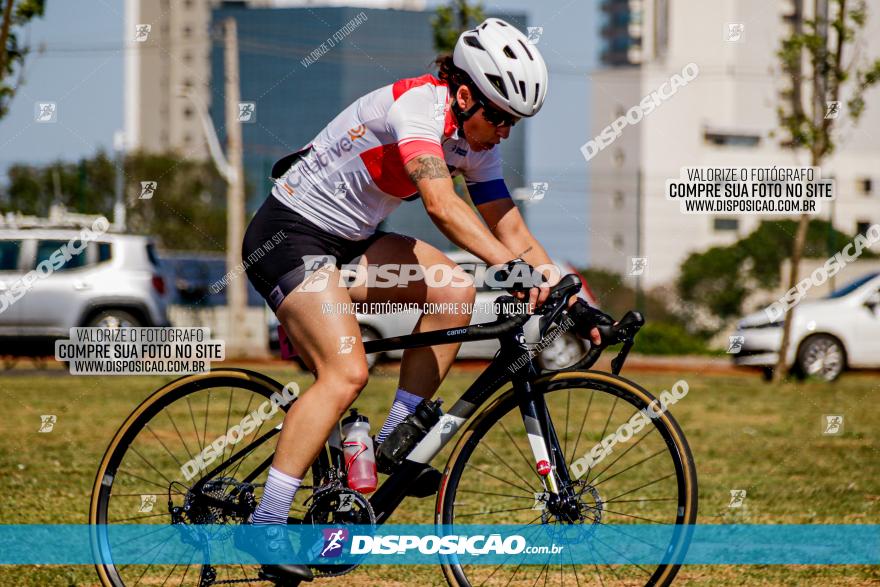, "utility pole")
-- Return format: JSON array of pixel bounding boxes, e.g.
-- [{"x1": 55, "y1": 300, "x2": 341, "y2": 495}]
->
[
  {"x1": 635, "y1": 166, "x2": 644, "y2": 312},
  {"x1": 113, "y1": 130, "x2": 126, "y2": 231},
  {"x1": 223, "y1": 17, "x2": 248, "y2": 358}
]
